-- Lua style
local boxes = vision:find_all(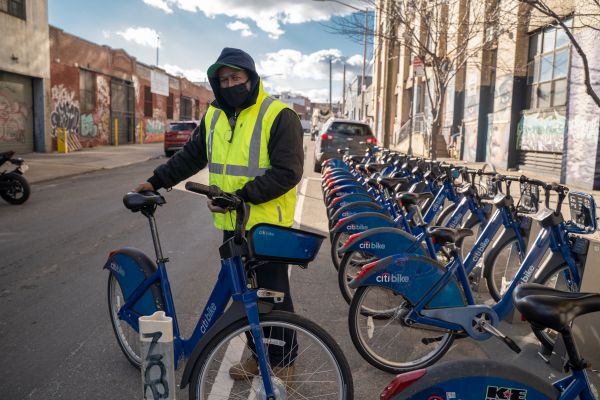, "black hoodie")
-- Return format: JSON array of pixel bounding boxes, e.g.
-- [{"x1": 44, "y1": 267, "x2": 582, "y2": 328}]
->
[{"x1": 147, "y1": 48, "x2": 304, "y2": 206}]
